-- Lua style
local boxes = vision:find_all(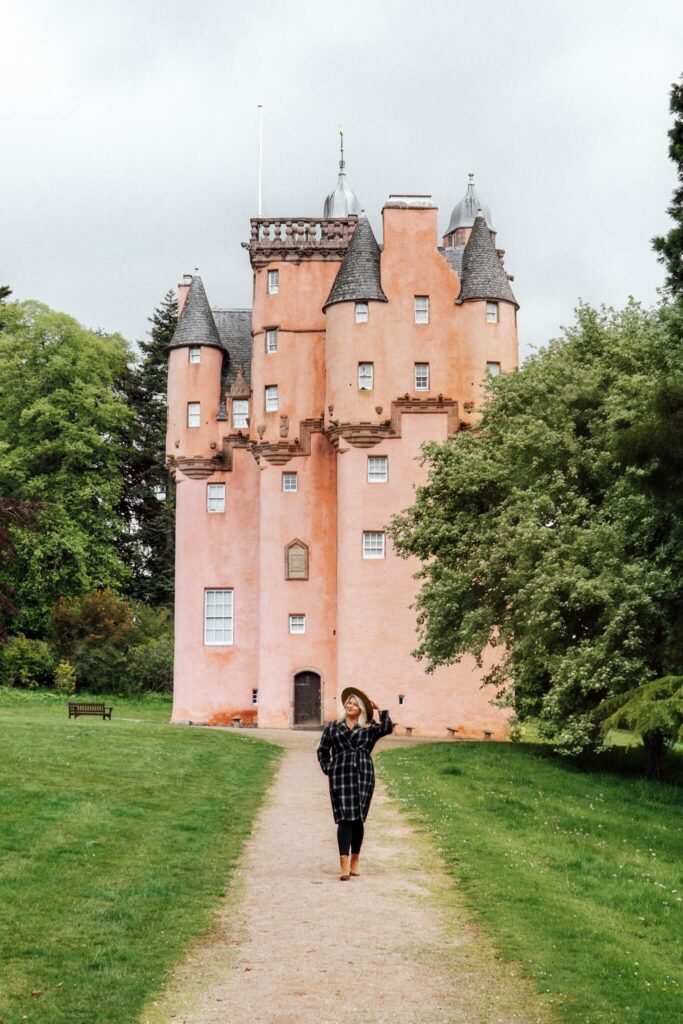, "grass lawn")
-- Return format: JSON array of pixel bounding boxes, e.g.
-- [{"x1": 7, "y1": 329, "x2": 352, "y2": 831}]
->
[
  {"x1": 379, "y1": 741, "x2": 682, "y2": 1024},
  {"x1": 0, "y1": 688, "x2": 281, "y2": 1024}
]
